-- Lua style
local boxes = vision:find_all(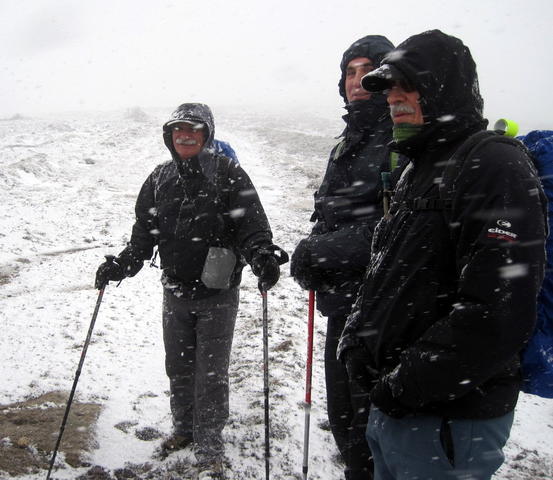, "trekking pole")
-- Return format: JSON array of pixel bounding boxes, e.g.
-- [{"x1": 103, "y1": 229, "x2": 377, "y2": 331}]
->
[
  {"x1": 261, "y1": 289, "x2": 271, "y2": 480},
  {"x1": 257, "y1": 245, "x2": 288, "y2": 480},
  {"x1": 46, "y1": 256, "x2": 113, "y2": 480},
  {"x1": 302, "y1": 290, "x2": 315, "y2": 480}
]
